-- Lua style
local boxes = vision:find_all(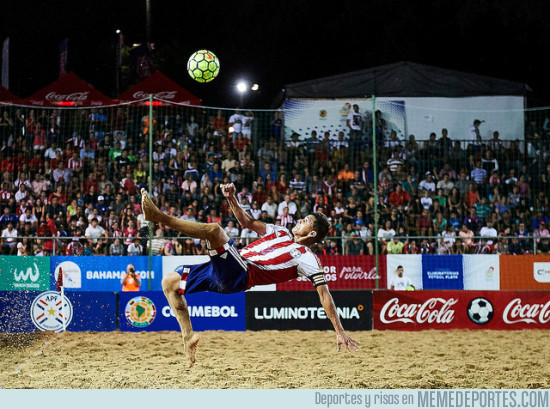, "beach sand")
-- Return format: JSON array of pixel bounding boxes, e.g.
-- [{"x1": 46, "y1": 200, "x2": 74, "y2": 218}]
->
[{"x1": 0, "y1": 329, "x2": 548, "y2": 389}]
